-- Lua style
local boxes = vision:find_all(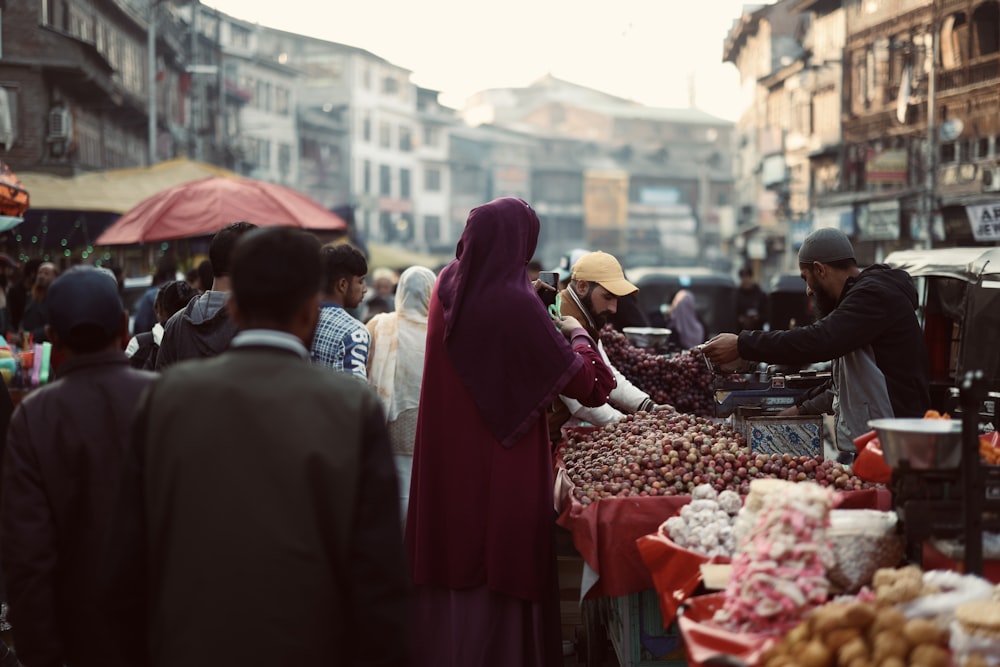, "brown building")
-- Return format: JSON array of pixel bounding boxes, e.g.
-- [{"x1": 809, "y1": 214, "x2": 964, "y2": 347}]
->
[{"x1": 933, "y1": 0, "x2": 1000, "y2": 245}]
